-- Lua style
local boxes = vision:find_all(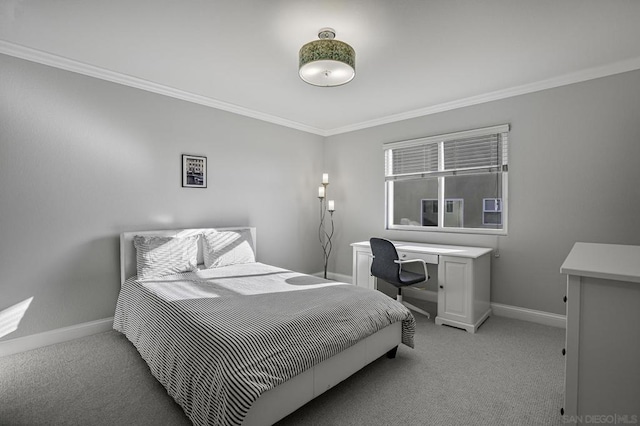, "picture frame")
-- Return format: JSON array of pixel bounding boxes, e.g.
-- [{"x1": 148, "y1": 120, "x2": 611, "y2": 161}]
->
[{"x1": 182, "y1": 154, "x2": 207, "y2": 188}]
